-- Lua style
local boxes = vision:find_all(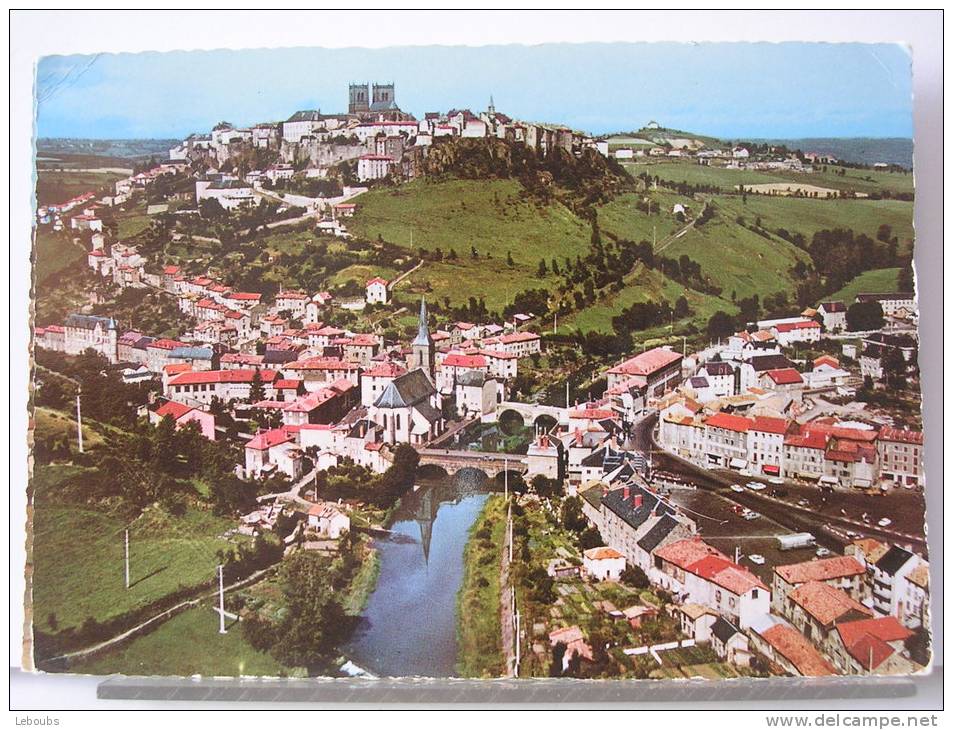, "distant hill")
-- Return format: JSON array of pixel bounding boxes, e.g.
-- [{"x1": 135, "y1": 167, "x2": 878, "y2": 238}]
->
[
  {"x1": 36, "y1": 138, "x2": 178, "y2": 162},
  {"x1": 745, "y1": 137, "x2": 913, "y2": 169}
]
